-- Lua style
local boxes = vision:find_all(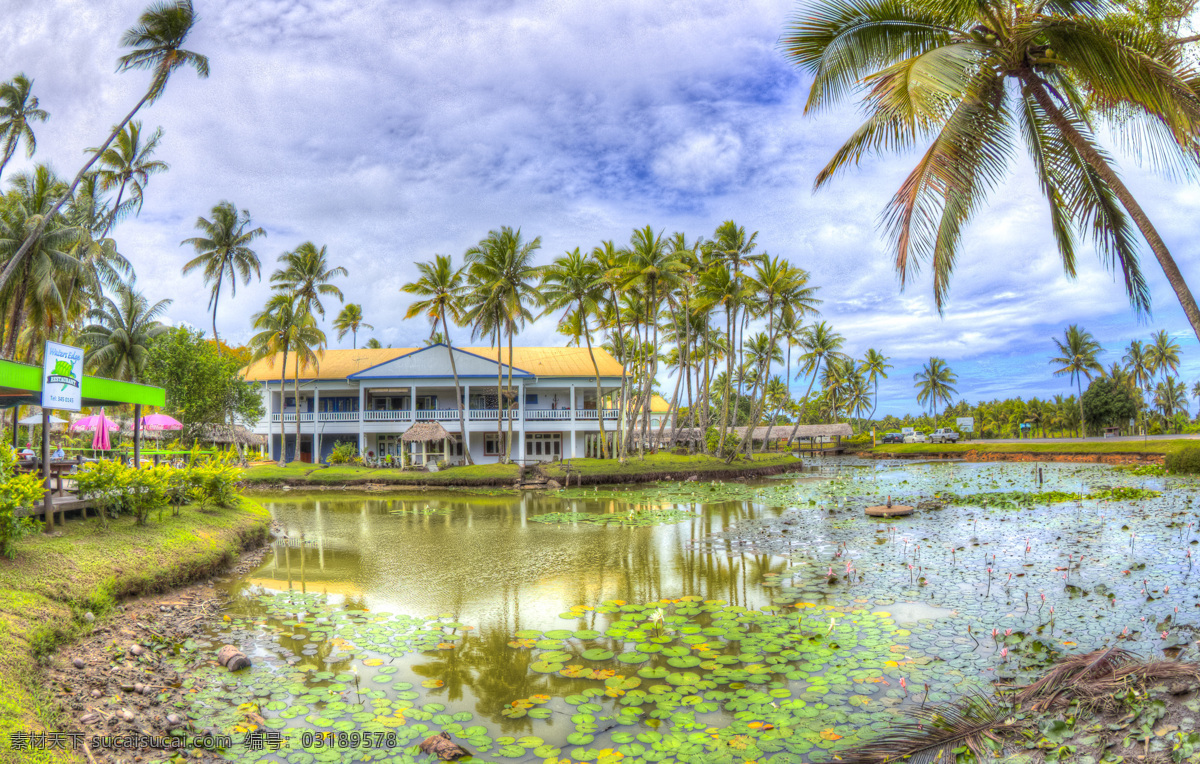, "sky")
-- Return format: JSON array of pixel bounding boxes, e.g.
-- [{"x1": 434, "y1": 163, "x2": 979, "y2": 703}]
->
[{"x1": 4, "y1": 0, "x2": 1200, "y2": 417}]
